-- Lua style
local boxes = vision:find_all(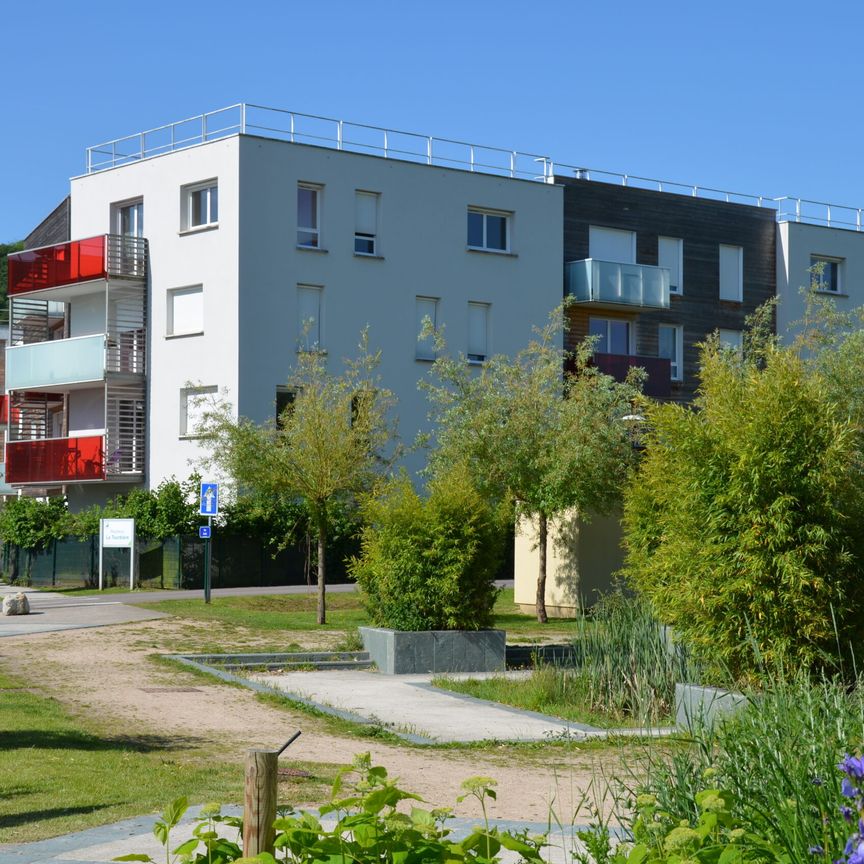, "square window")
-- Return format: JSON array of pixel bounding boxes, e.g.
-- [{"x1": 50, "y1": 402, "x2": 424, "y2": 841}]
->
[
  {"x1": 167, "y1": 286, "x2": 203, "y2": 336},
  {"x1": 181, "y1": 181, "x2": 218, "y2": 231},
  {"x1": 297, "y1": 285, "x2": 322, "y2": 351},
  {"x1": 719, "y1": 244, "x2": 743, "y2": 302},
  {"x1": 298, "y1": 184, "x2": 321, "y2": 247},
  {"x1": 589, "y1": 317, "x2": 631, "y2": 356},
  {"x1": 180, "y1": 386, "x2": 217, "y2": 437},
  {"x1": 658, "y1": 324, "x2": 683, "y2": 381},
  {"x1": 467, "y1": 208, "x2": 510, "y2": 252},
  {"x1": 355, "y1": 191, "x2": 379, "y2": 255},
  {"x1": 415, "y1": 296, "x2": 439, "y2": 361},
  {"x1": 718, "y1": 329, "x2": 743, "y2": 355},
  {"x1": 811, "y1": 255, "x2": 842, "y2": 293},
  {"x1": 468, "y1": 302, "x2": 490, "y2": 362}
]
